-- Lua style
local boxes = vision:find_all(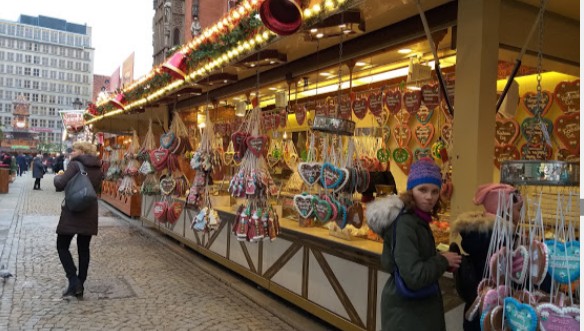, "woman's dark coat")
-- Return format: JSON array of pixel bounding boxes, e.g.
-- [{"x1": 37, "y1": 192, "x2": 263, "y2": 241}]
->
[
  {"x1": 32, "y1": 157, "x2": 44, "y2": 179},
  {"x1": 53, "y1": 154, "x2": 103, "y2": 236}
]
